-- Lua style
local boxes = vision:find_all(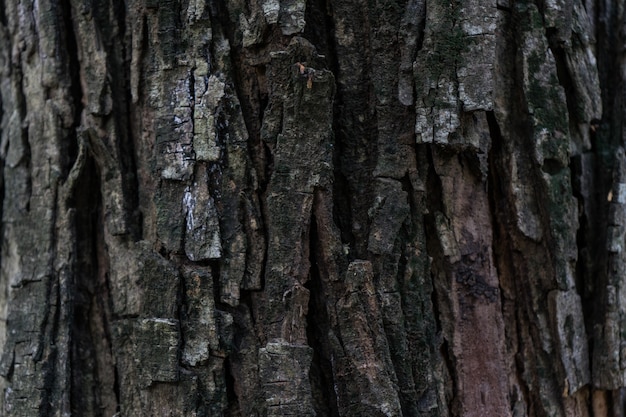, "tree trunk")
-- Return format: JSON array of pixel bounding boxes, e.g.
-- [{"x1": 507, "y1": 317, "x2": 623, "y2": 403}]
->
[{"x1": 0, "y1": 0, "x2": 622, "y2": 415}]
